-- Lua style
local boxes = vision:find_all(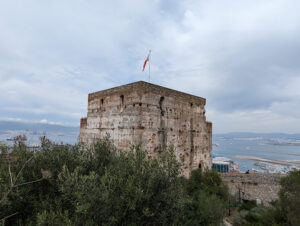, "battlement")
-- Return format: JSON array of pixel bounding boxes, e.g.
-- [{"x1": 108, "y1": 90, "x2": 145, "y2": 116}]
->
[{"x1": 88, "y1": 81, "x2": 206, "y2": 105}]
